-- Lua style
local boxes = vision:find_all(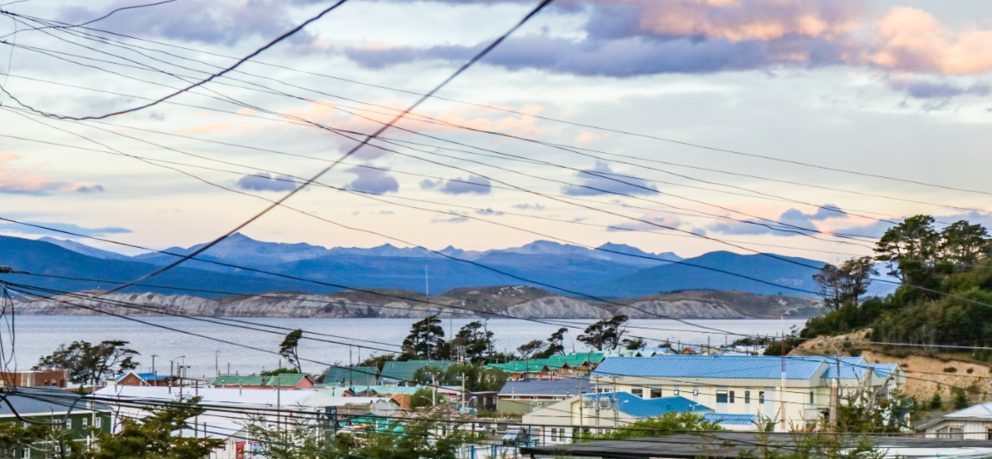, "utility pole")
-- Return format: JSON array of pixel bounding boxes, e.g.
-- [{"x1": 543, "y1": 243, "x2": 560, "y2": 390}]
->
[
  {"x1": 779, "y1": 317, "x2": 786, "y2": 432},
  {"x1": 151, "y1": 354, "x2": 158, "y2": 378},
  {"x1": 829, "y1": 357, "x2": 840, "y2": 430},
  {"x1": 215, "y1": 350, "x2": 220, "y2": 377}
]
